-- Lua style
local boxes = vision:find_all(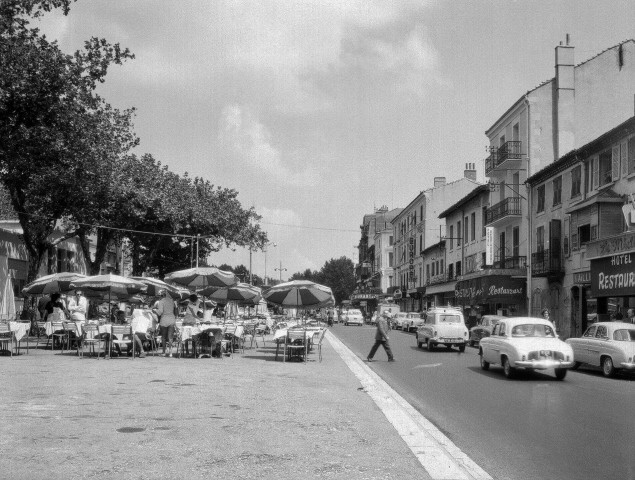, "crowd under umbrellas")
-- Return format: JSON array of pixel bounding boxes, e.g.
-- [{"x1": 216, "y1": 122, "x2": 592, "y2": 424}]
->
[{"x1": 17, "y1": 266, "x2": 334, "y2": 361}]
